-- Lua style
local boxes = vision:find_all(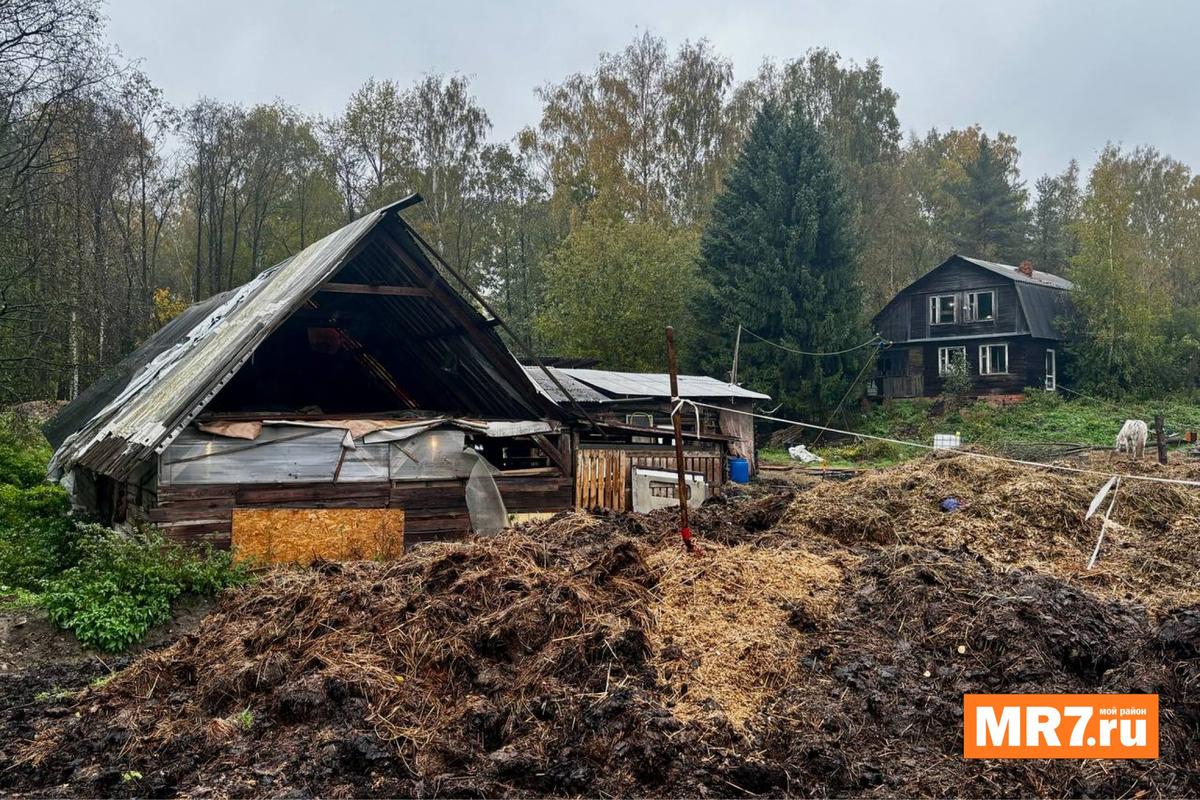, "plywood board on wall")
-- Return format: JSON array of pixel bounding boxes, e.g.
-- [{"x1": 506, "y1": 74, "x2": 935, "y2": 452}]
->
[{"x1": 231, "y1": 508, "x2": 404, "y2": 565}]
